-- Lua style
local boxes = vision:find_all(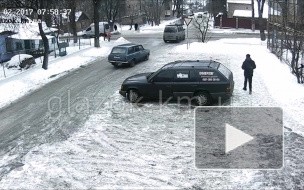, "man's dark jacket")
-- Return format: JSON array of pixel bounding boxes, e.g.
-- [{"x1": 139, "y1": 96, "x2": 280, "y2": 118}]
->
[{"x1": 242, "y1": 58, "x2": 256, "y2": 77}]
